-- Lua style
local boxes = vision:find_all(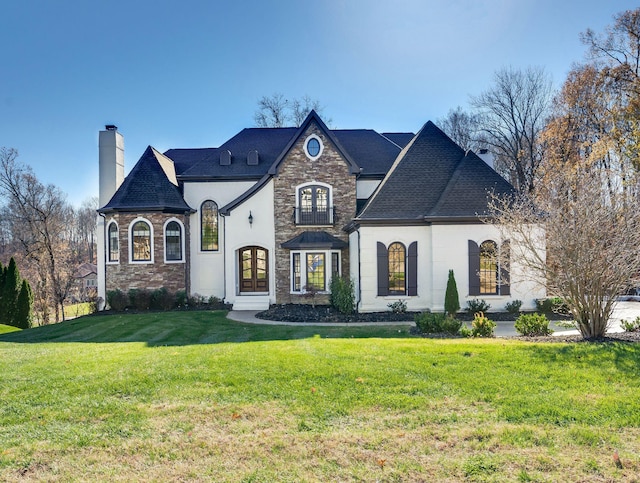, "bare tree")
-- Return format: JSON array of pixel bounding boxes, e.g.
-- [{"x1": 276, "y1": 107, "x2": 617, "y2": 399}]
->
[
  {"x1": 471, "y1": 66, "x2": 553, "y2": 193},
  {"x1": 254, "y1": 93, "x2": 331, "y2": 127},
  {"x1": 437, "y1": 106, "x2": 485, "y2": 151},
  {"x1": 74, "y1": 197, "x2": 98, "y2": 264},
  {"x1": 0, "y1": 148, "x2": 78, "y2": 322},
  {"x1": 489, "y1": 164, "x2": 640, "y2": 339}
]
